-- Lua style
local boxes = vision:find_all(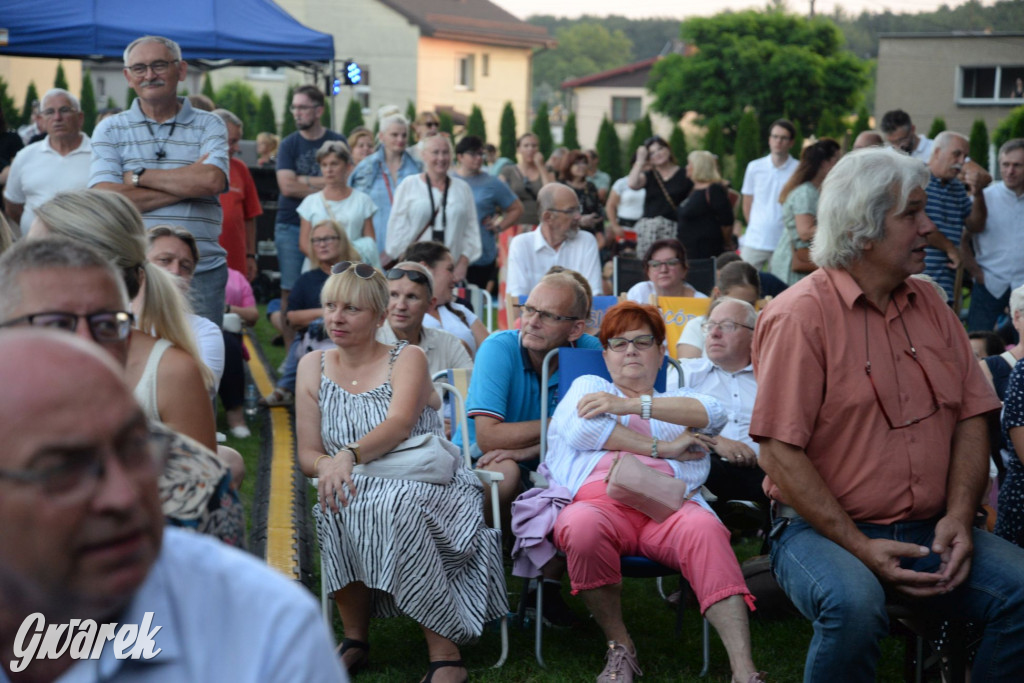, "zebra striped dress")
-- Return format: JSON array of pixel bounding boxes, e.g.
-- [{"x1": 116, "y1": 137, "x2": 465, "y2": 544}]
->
[{"x1": 313, "y1": 343, "x2": 508, "y2": 644}]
